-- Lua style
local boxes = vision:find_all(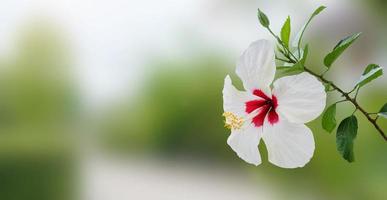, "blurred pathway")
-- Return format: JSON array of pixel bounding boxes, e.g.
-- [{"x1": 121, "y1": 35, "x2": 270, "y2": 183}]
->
[{"x1": 81, "y1": 155, "x2": 277, "y2": 200}]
